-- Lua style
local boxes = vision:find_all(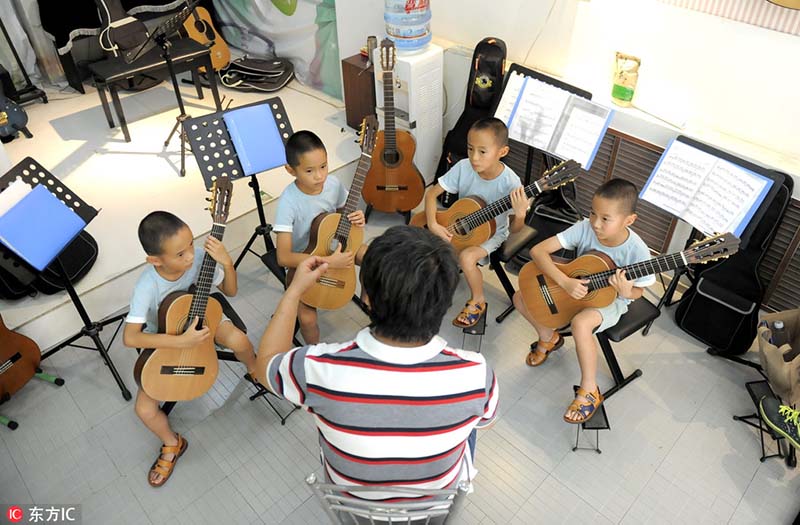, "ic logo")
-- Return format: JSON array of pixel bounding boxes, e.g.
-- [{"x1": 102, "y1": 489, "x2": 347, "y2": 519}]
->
[{"x1": 7, "y1": 505, "x2": 24, "y2": 523}]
